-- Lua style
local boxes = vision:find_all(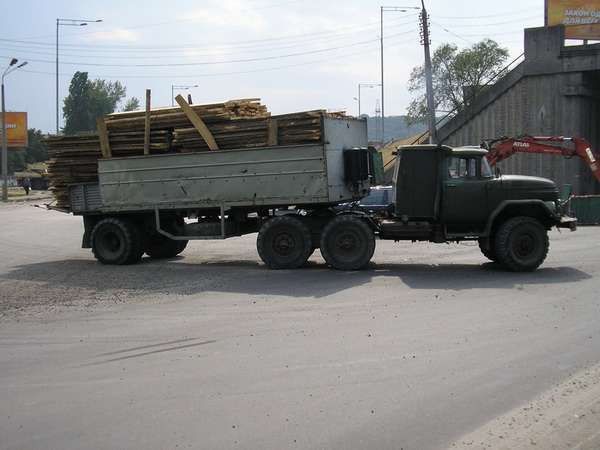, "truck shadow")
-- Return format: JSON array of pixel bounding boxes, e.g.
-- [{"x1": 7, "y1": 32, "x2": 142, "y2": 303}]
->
[
  {"x1": 365, "y1": 261, "x2": 592, "y2": 290},
  {"x1": 0, "y1": 255, "x2": 592, "y2": 307}
]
